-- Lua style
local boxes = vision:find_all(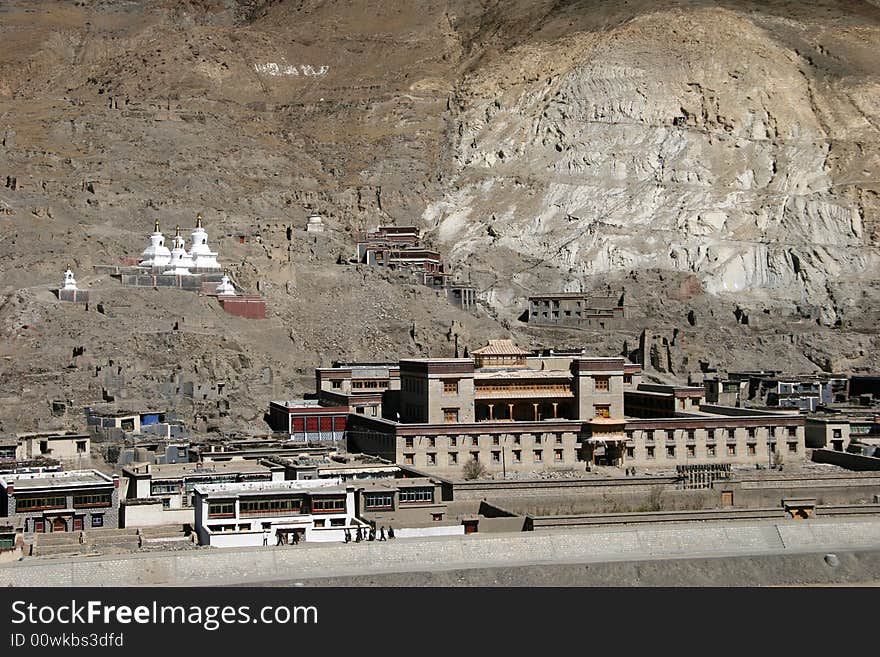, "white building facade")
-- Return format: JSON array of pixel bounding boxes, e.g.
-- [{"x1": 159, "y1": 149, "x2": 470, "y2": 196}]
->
[{"x1": 193, "y1": 478, "x2": 367, "y2": 548}]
